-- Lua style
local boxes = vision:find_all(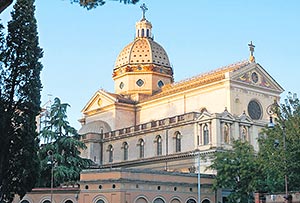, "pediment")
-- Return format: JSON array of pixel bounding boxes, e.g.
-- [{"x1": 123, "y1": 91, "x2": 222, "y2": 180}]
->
[
  {"x1": 218, "y1": 108, "x2": 235, "y2": 121},
  {"x1": 197, "y1": 110, "x2": 213, "y2": 121},
  {"x1": 81, "y1": 90, "x2": 117, "y2": 114},
  {"x1": 231, "y1": 63, "x2": 284, "y2": 93},
  {"x1": 237, "y1": 112, "x2": 253, "y2": 123}
]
